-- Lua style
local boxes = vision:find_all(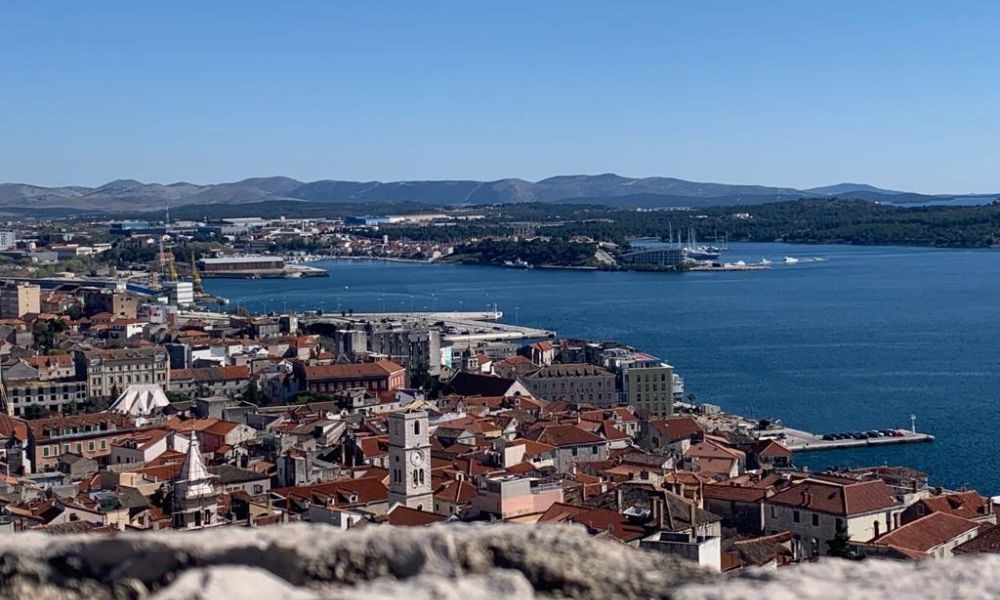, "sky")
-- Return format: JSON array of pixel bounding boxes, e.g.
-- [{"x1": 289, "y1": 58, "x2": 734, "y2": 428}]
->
[{"x1": 2, "y1": 1, "x2": 999, "y2": 193}]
